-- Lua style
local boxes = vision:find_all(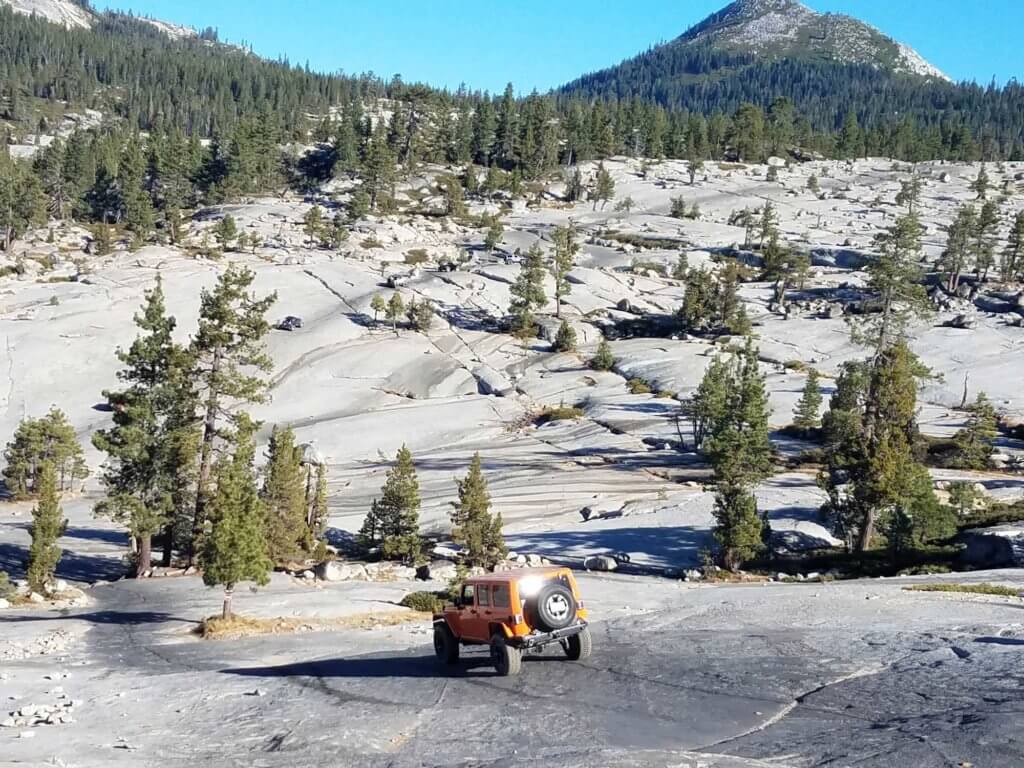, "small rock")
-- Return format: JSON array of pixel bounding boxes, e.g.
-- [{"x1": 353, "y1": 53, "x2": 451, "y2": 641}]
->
[
  {"x1": 0, "y1": 598, "x2": 9, "y2": 609},
  {"x1": 247, "y1": 688, "x2": 267, "y2": 697},
  {"x1": 583, "y1": 555, "x2": 618, "y2": 572},
  {"x1": 18, "y1": 730, "x2": 34, "y2": 739},
  {"x1": 28, "y1": 592, "x2": 45, "y2": 604},
  {"x1": 0, "y1": 717, "x2": 16, "y2": 728}
]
